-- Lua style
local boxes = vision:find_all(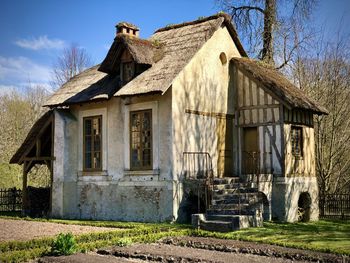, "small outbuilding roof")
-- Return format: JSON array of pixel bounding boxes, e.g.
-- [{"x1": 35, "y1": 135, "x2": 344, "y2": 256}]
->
[
  {"x1": 10, "y1": 110, "x2": 53, "y2": 165},
  {"x1": 231, "y1": 57, "x2": 328, "y2": 115},
  {"x1": 45, "y1": 13, "x2": 246, "y2": 106}
]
